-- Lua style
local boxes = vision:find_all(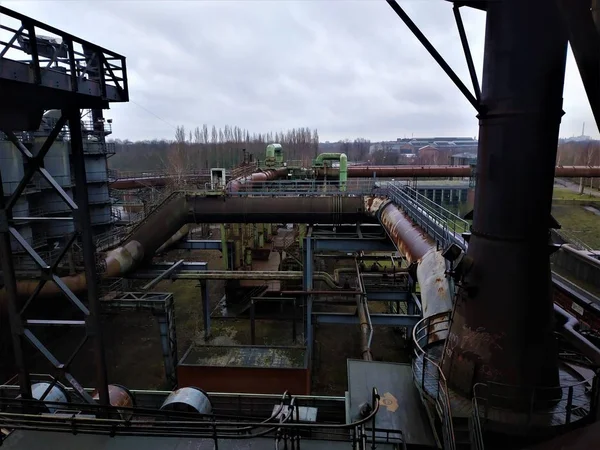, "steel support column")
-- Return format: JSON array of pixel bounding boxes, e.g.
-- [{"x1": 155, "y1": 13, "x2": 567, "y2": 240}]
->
[
  {"x1": 303, "y1": 235, "x2": 314, "y2": 367},
  {"x1": 68, "y1": 107, "x2": 109, "y2": 406},
  {"x1": 200, "y1": 281, "x2": 211, "y2": 341},
  {"x1": 442, "y1": 0, "x2": 569, "y2": 399}
]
